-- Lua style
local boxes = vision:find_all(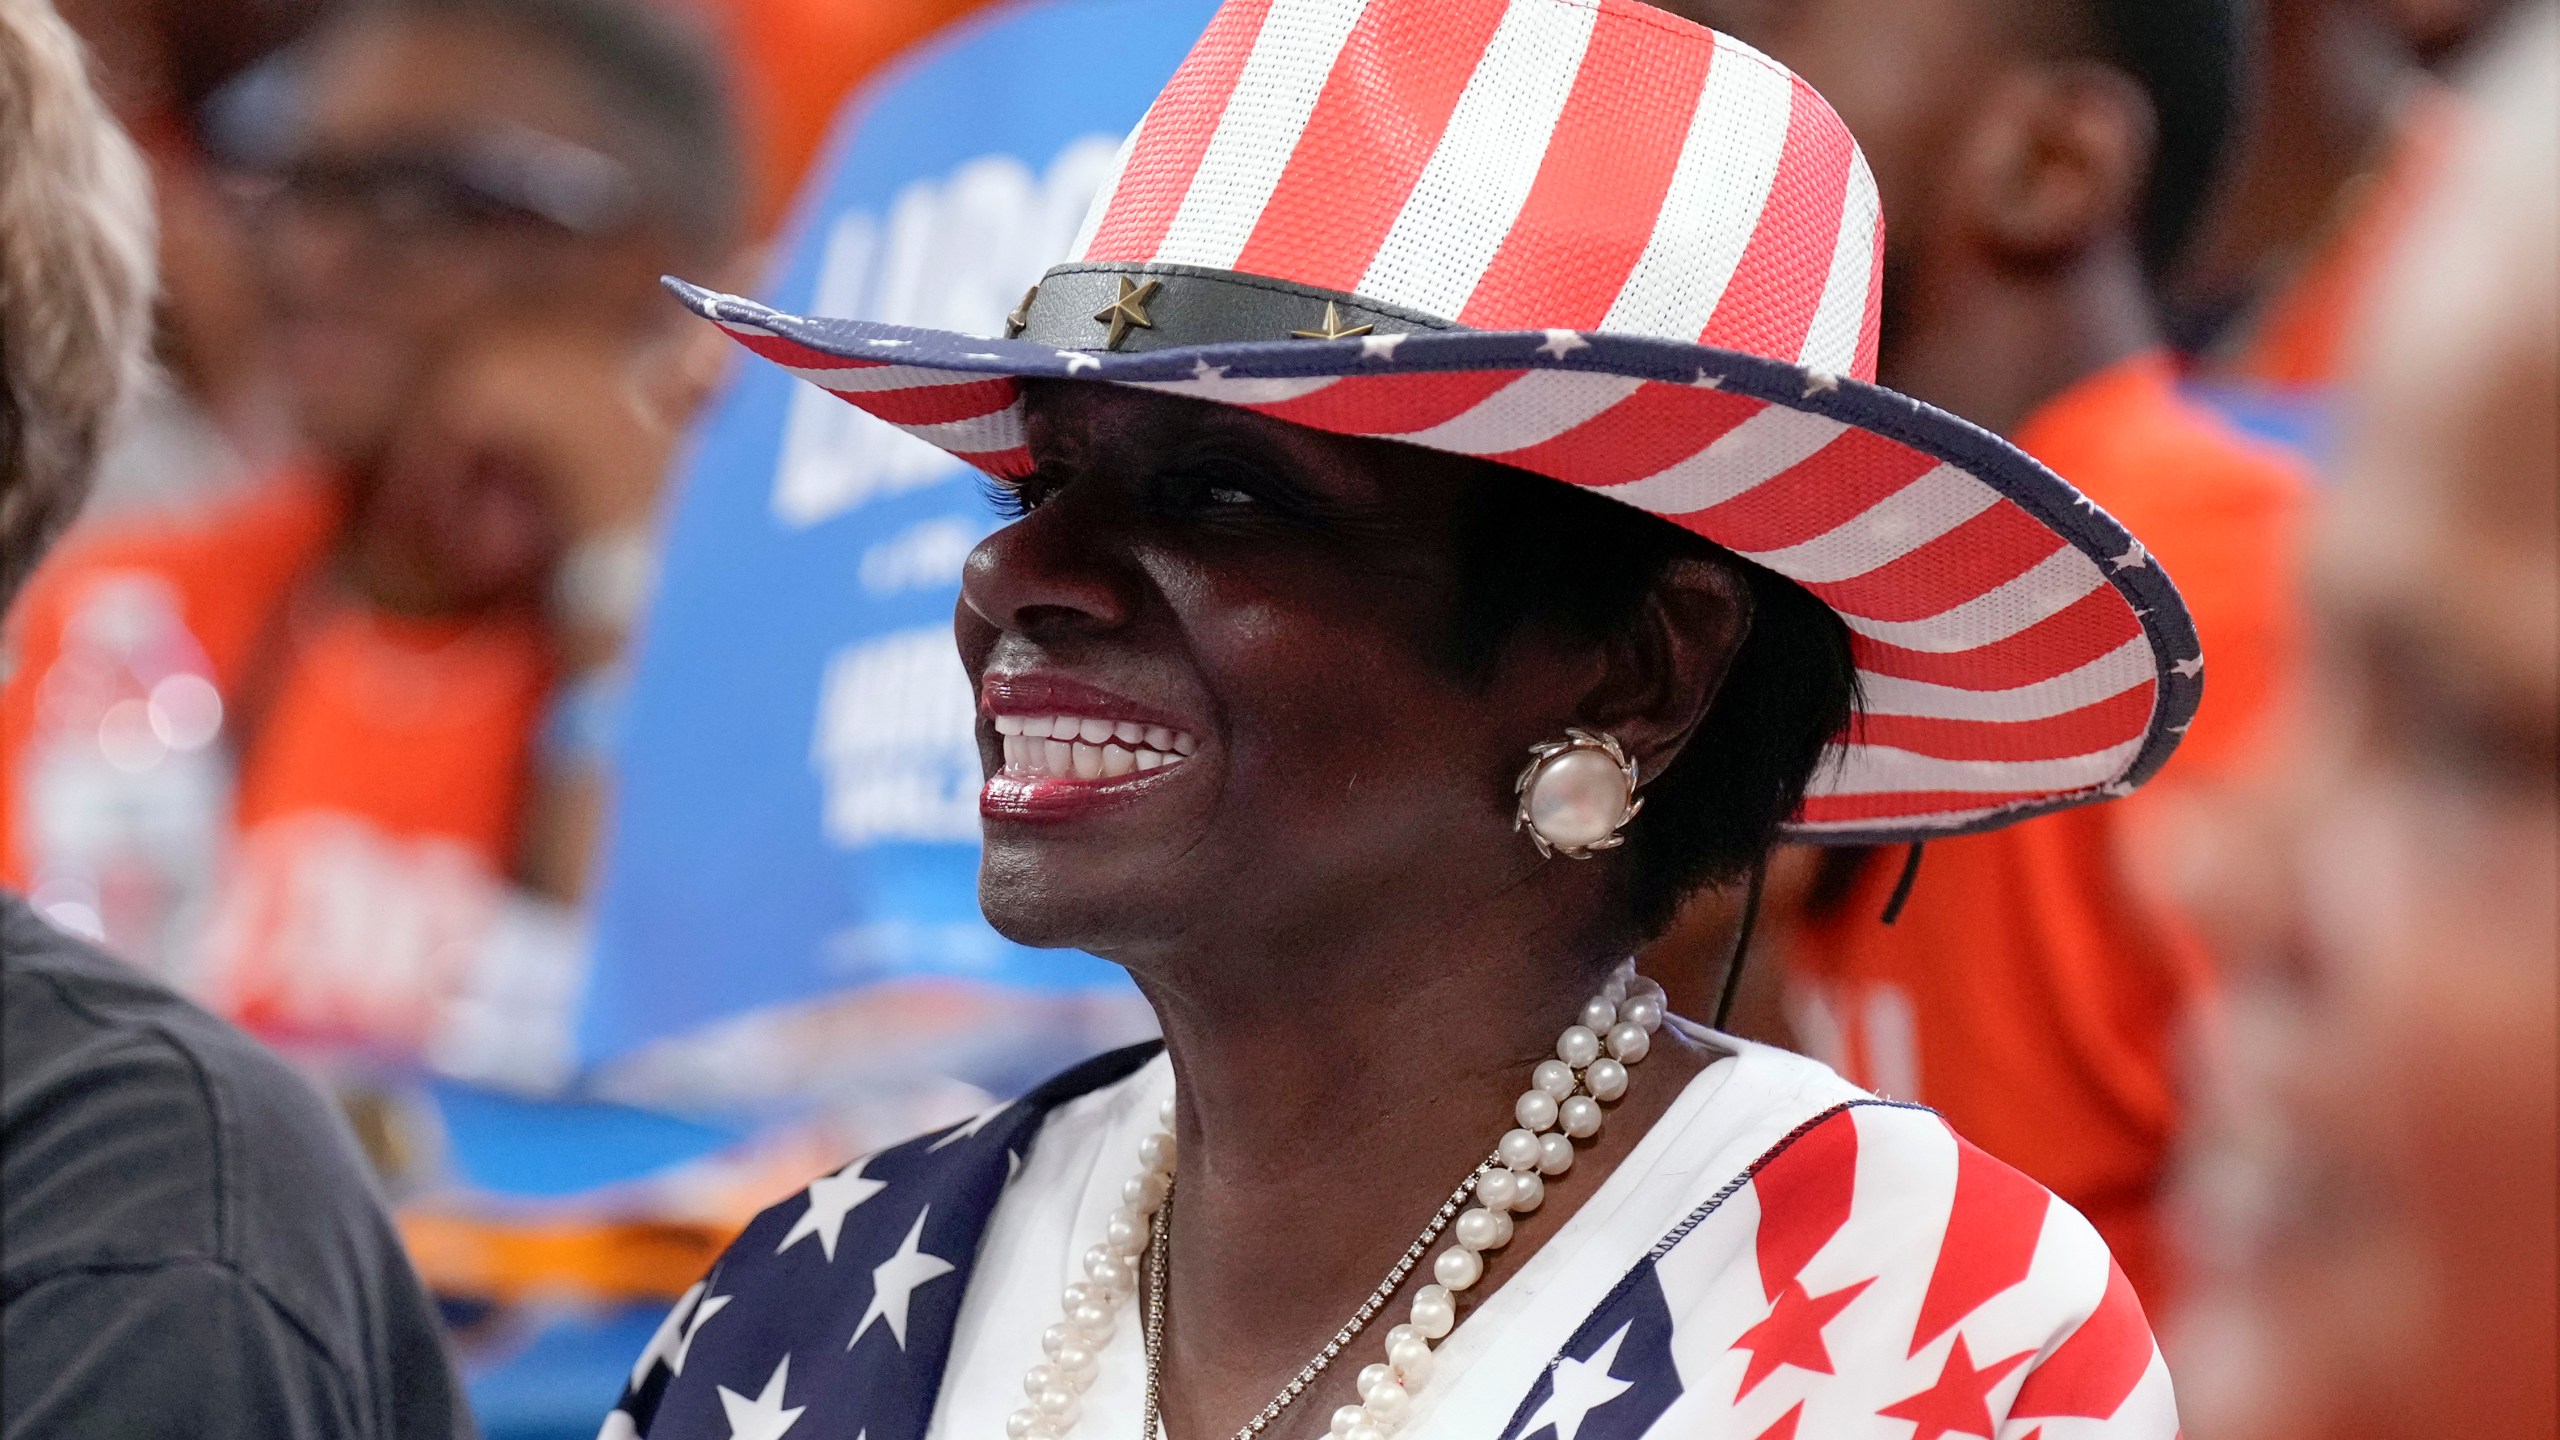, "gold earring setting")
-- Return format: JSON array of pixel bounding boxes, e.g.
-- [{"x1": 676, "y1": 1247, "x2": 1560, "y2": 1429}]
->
[{"x1": 1515, "y1": 728, "x2": 1642, "y2": 859}]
